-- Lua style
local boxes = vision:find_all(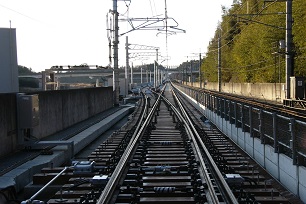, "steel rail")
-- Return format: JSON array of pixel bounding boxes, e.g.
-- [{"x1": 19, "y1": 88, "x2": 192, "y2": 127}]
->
[
  {"x1": 159, "y1": 90, "x2": 220, "y2": 204},
  {"x1": 97, "y1": 87, "x2": 165, "y2": 204},
  {"x1": 170, "y1": 84, "x2": 239, "y2": 204}
]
